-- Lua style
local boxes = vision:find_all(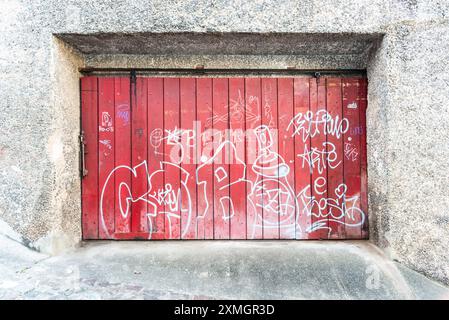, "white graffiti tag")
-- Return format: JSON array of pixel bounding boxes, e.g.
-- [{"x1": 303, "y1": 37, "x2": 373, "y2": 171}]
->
[
  {"x1": 287, "y1": 110, "x2": 349, "y2": 142},
  {"x1": 344, "y1": 142, "x2": 359, "y2": 162},
  {"x1": 249, "y1": 125, "x2": 300, "y2": 237},
  {"x1": 297, "y1": 142, "x2": 342, "y2": 174},
  {"x1": 100, "y1": 160, "x2": 192, "y2": 239},
  {"x1": 196, "y1": 140, "x2": 248, "y2": 223},
  {"x1": 99, "y1": 112, "x2": 114, "y2": 132},
  {"x1": 98, "y1": 102, "x2": 364, "y2": 239},
  {"x1": 296, "y1": 183, "x2": 365, "y2": 236}
]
